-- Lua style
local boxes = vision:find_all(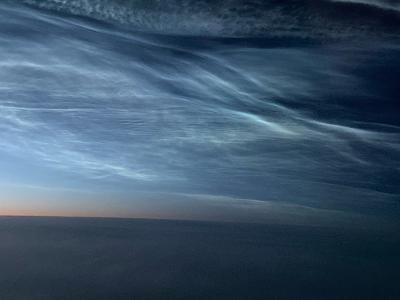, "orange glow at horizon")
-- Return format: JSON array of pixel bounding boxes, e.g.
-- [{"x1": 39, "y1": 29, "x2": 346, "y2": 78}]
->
[
  {"x1": 0, "y1": 197, "x2": 208, "y2": 221},
  {"x1": 0, "y1": 198, "x2": 151, "y2": 219}
]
